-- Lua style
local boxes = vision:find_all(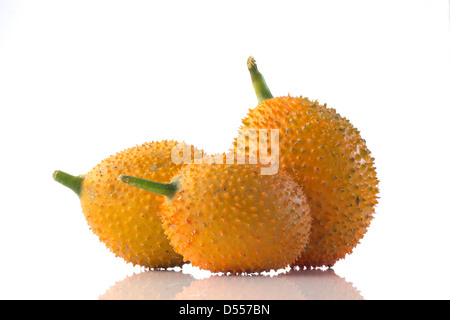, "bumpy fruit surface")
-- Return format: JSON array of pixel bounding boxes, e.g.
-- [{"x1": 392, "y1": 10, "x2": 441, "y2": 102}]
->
[
  {"x1": 159, "y1": 156, "x2": 311, "y2": 273},
  {"x1": 237, "y1": 95, "x2": 379, "y2": 268},
  {"x1": 235, "y1": 56, "x2": 379, "y2": 268},
  {"x1": 55, "y1": 140, "x2": 199, "y2": 268}
]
